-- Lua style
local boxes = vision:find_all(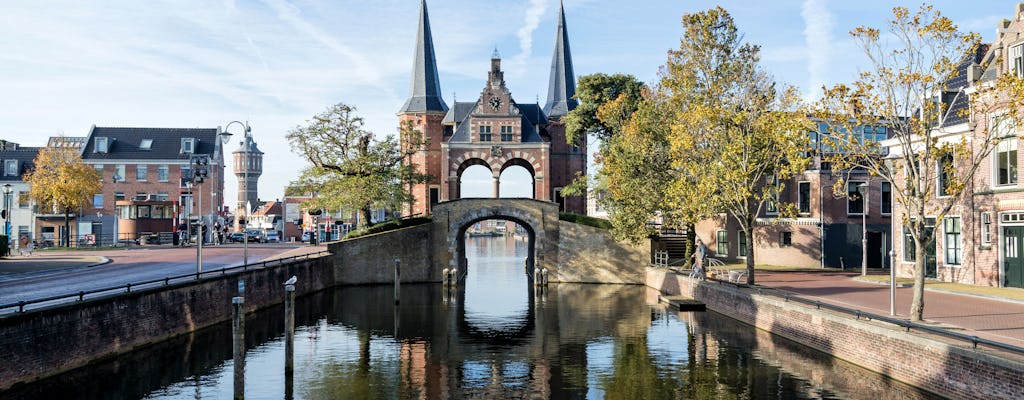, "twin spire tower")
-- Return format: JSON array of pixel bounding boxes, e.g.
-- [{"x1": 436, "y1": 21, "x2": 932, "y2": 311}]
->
[{"x1": 399, "y1": 0, "x2": 586, "y2": 216}]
